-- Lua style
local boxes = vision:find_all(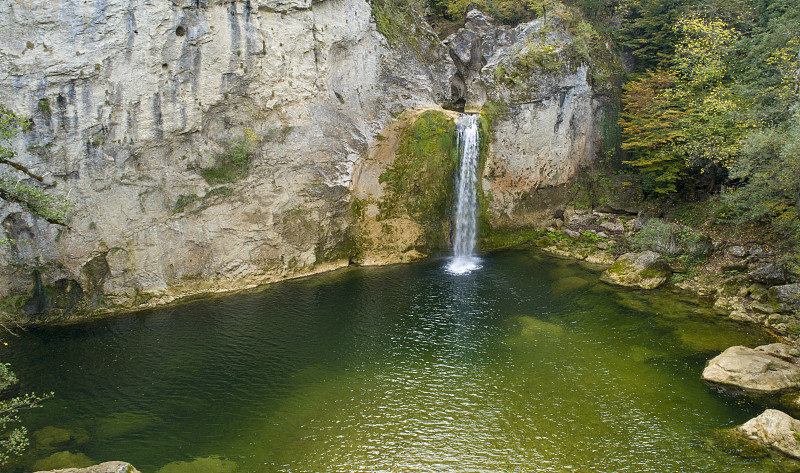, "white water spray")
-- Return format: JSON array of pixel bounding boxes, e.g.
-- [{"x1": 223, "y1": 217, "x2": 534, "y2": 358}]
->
[{"x1": 446, "y1": 114, "x2": 481, "y2": 275}]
